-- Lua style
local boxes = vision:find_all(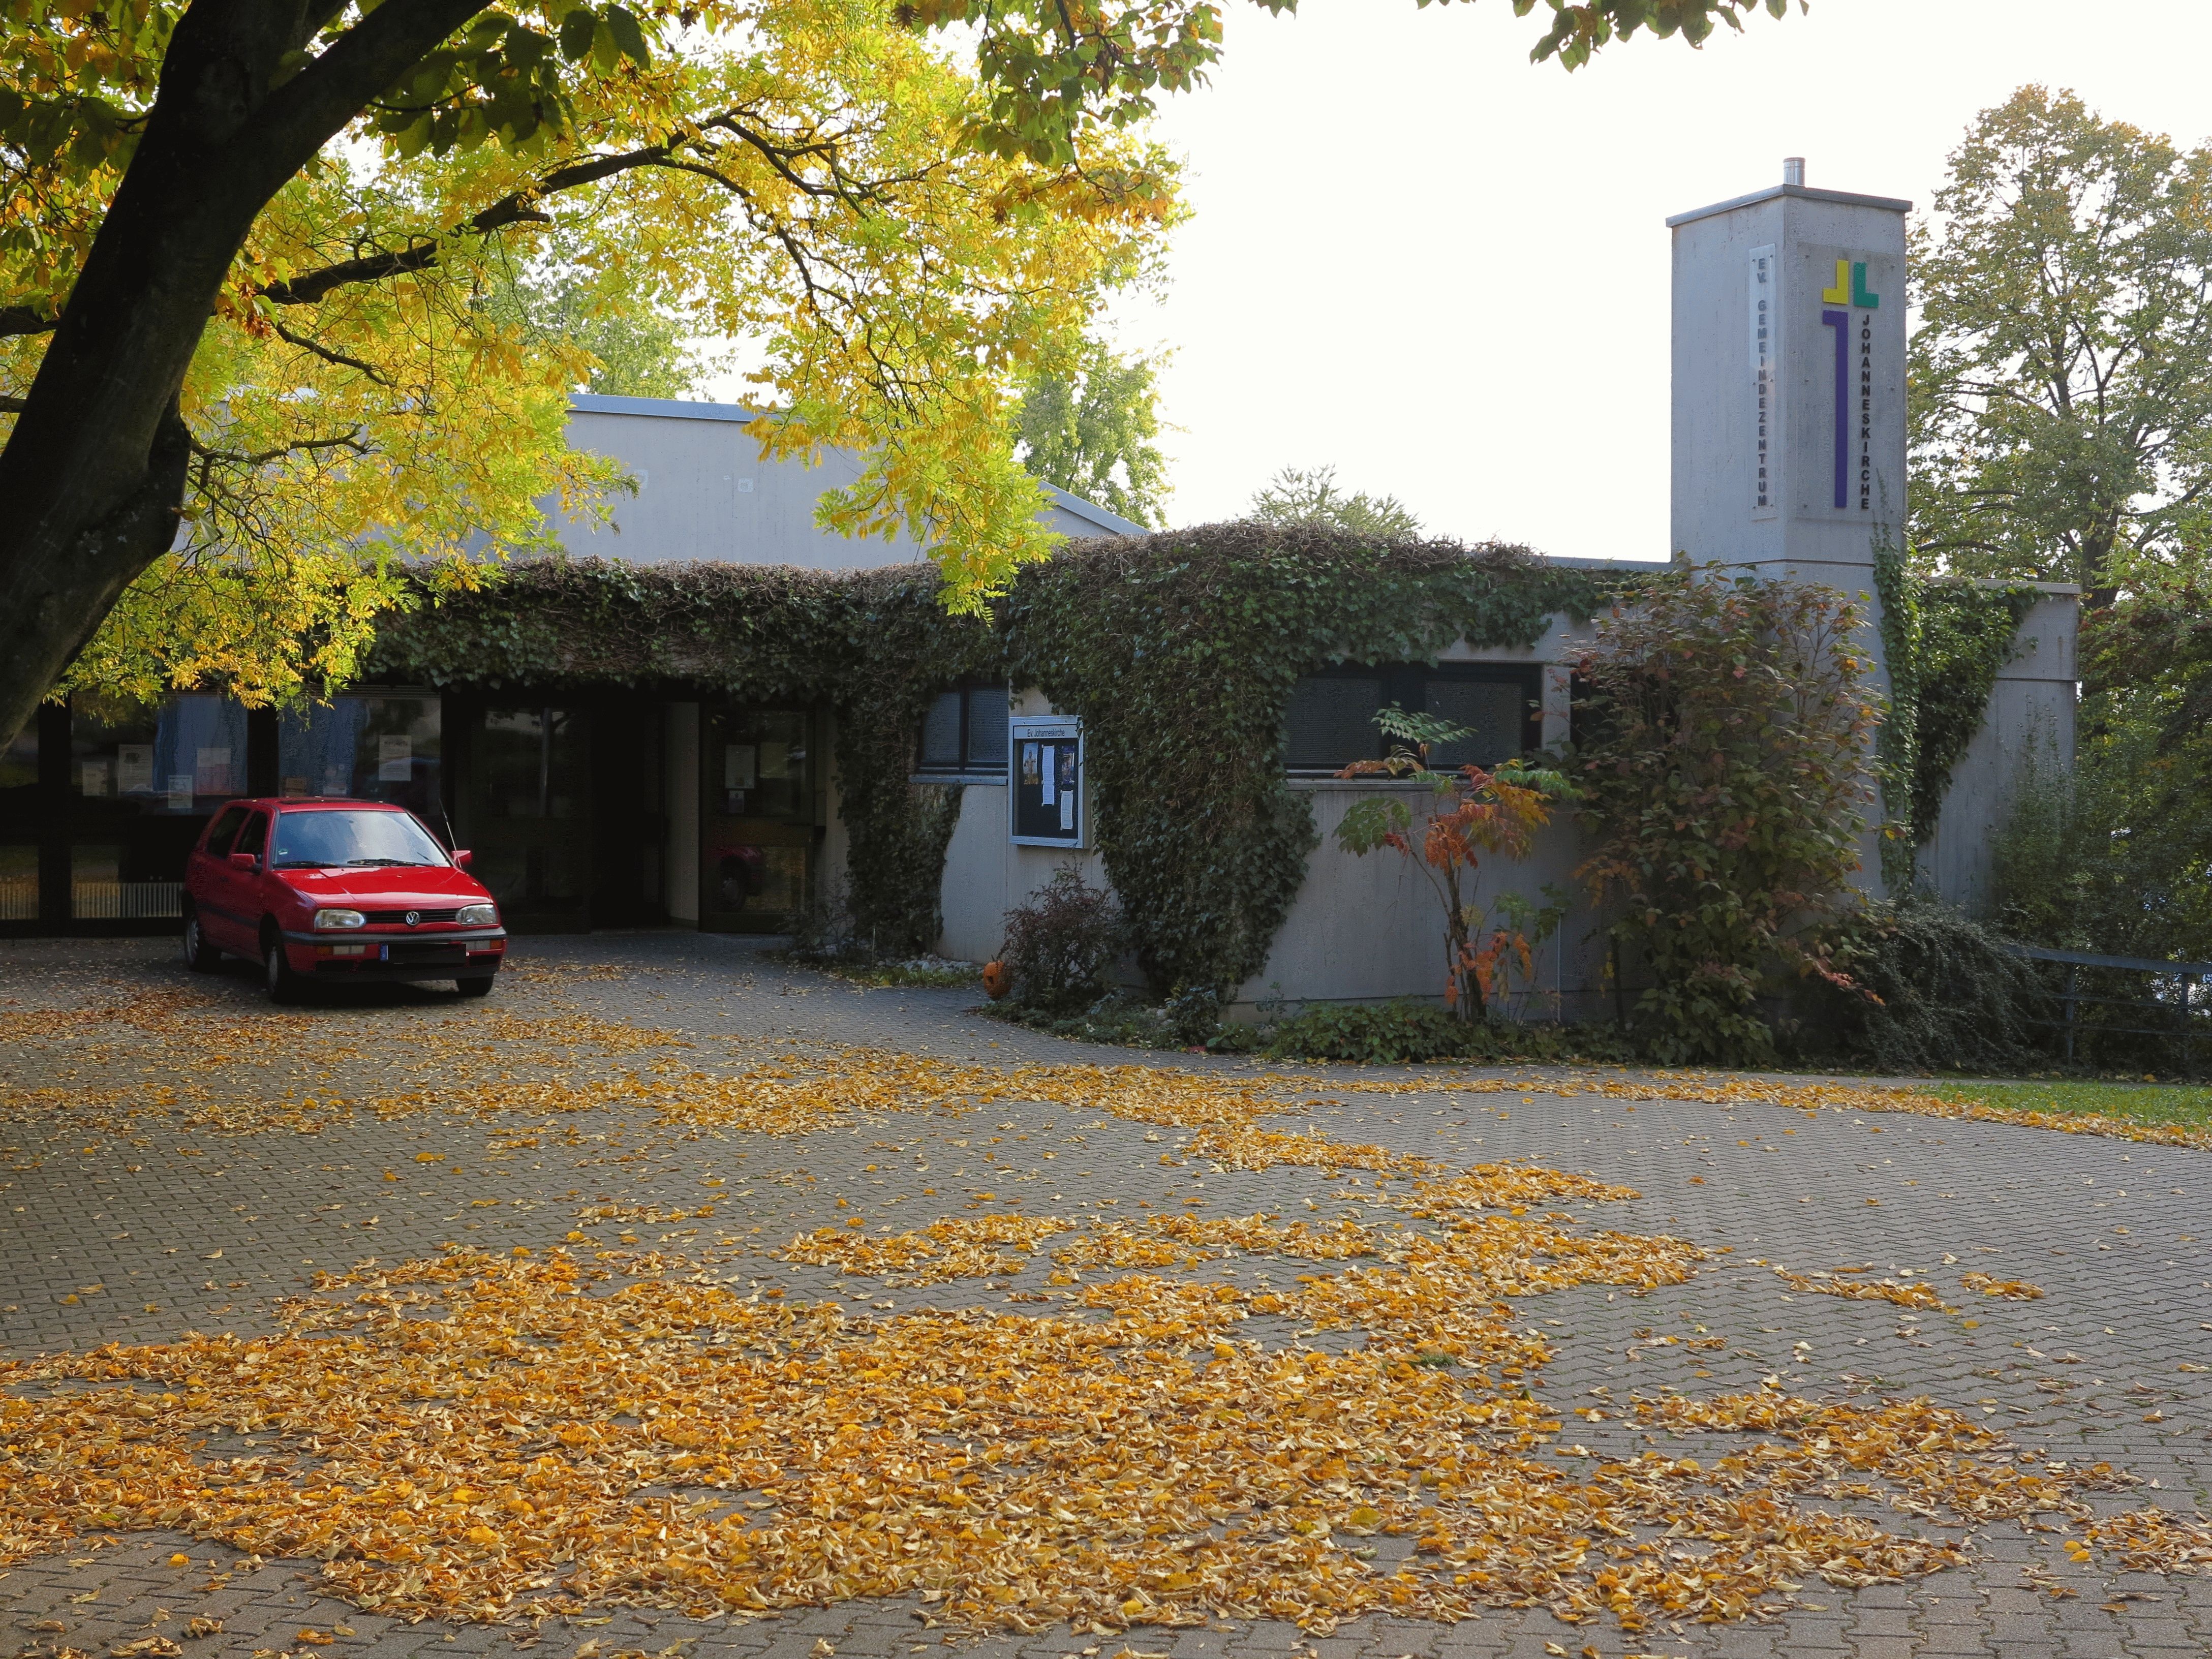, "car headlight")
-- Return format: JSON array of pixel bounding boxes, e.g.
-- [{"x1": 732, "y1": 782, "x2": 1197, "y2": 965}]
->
[
  {"x1": 456, "y1": 903, "x2": 498, "y2": 927},
  {"x1": 314, "y1": 908, "x2": 366, "y2": 930}
]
